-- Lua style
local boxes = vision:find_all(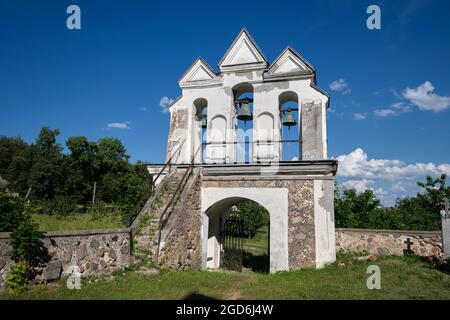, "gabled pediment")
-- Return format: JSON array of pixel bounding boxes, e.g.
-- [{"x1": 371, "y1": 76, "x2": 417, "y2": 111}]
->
[
  {"x1": 179, "y1": 58, "x2": 220, "y2": 87},
  {"x1": 219, "y1": 28, "x2": 268, "y2": 71},
  {"x1": 268, "y1": 47, "x2": 315, "y2": 76}
]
